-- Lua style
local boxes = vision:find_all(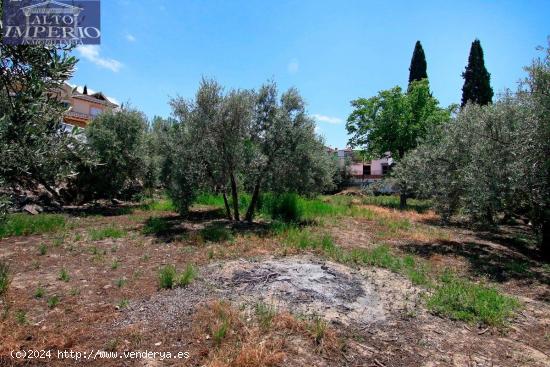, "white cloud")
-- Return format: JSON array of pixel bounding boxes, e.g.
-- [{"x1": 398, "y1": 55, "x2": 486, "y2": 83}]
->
[
  {"x1": 312, "y1": 114, "x2": 343, "y2": 124},
  {"x1": 76, "y1": 45, "x2": 123, "y2": 73},
  {"x1": 125, "y1": 33, "x2": 136, "y2": 42},
  {"x1": 287, "y1": 59, "x2": 299, "y2": 74}
]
